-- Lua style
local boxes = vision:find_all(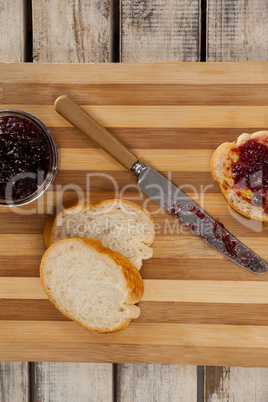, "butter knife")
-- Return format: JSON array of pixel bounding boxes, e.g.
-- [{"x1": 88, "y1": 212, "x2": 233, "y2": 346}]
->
[{"x1": 55, "y1": 95, "x2": 268, "y2": 274}]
